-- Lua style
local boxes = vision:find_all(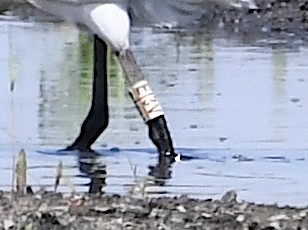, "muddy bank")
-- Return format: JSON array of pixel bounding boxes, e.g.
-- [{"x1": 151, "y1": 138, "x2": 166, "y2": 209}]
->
[
  {"x1": 219, "y1": 0, "x2": 308, "y2": 33},
  {"x1": 1, "y1": 190, "x2": 308, "y2": 230}
]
